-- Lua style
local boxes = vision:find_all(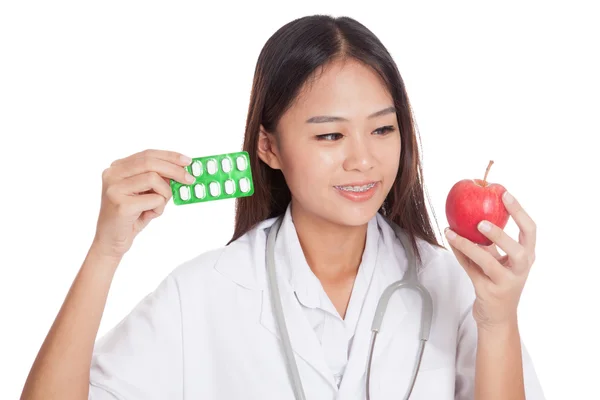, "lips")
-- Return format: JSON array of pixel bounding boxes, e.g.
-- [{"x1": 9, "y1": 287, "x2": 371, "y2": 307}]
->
[{"x1": 334, "y1": 181, "x2": 380, "y2": 202}]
